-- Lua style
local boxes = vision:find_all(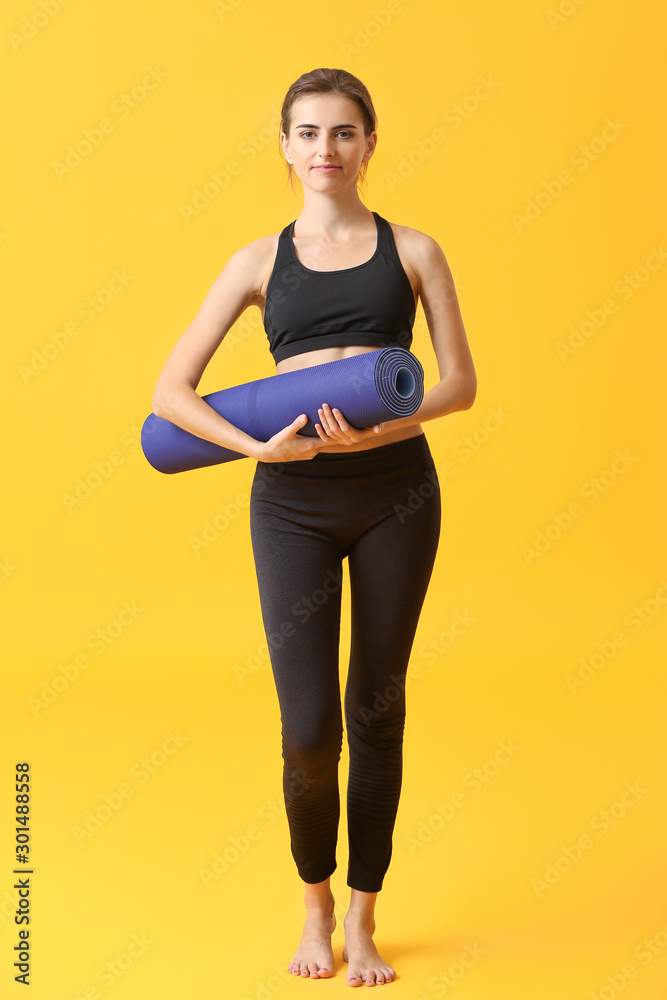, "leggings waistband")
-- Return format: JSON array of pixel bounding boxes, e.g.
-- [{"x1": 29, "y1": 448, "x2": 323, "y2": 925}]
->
[{"x1": 255, "y1": 432, "x2": 434, "y2": 481}]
